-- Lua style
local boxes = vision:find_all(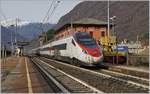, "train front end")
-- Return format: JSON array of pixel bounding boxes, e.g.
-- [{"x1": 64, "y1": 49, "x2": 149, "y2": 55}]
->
[{"x1": 73, "y1": 32, "x2": 103, "y2": 66}]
